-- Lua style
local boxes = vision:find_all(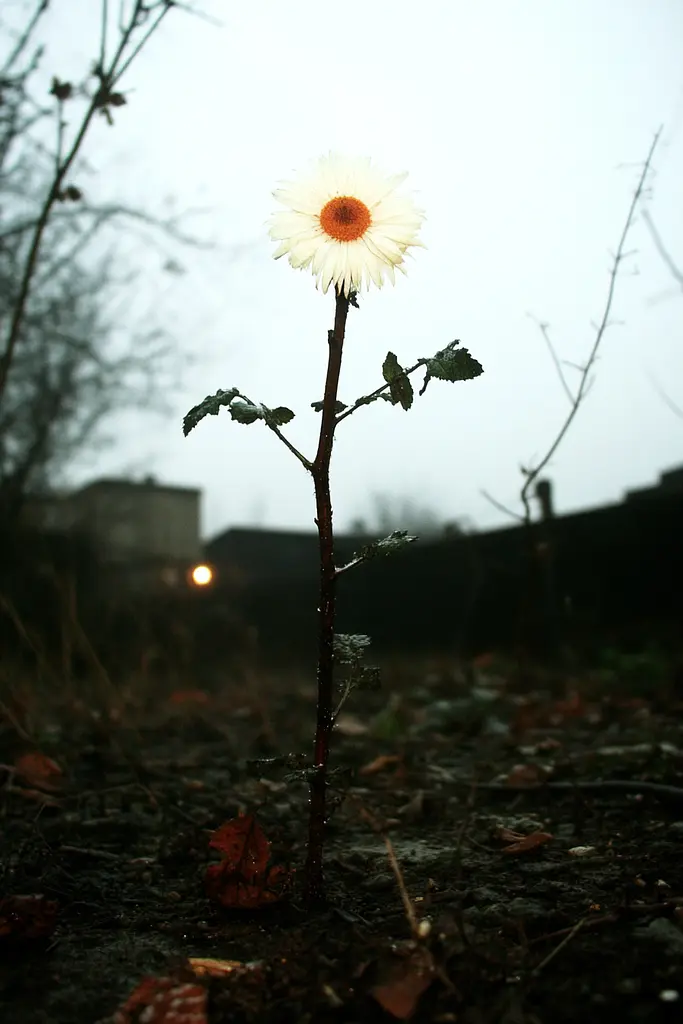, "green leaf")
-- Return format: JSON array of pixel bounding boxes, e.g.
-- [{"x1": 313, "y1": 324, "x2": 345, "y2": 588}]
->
[
  {"x1": 420, "y1": 341, "x2": 483, "y2": 396},
  {"x1": 264, "y1": 406, "x2": 295, "y2": 427},
  {"x1": 353, "y1": 530, "x2": 418, "y2": 562},
  {"x1": 229, "y1": 400, "x2": 264, "y2": 424},
  {"x1": 311, "y1": 400, "x2": 347, "y2": 414},
  {"x1": 334, "y1": 633, "x2": 372, "y2": 664},
  {"x1": 382, "y1": 351, "x2": 414, "y2": 411},
  {"x1": 183, "y1": 387, "x2": 239, "y2": 435}
]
